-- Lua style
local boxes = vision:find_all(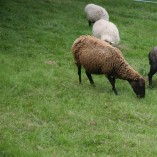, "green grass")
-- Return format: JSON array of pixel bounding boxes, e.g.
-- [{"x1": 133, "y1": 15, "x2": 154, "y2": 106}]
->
[{"x1": 1, "y1": 0, "x2": 157, "y2": 156}]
